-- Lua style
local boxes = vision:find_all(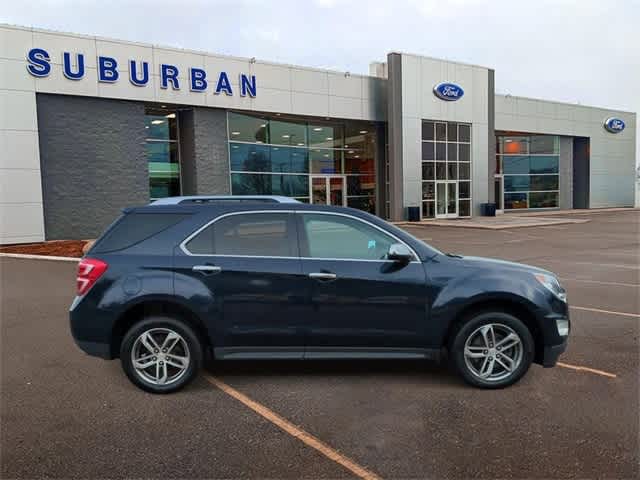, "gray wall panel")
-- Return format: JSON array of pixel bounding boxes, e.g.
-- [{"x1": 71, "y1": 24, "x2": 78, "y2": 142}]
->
[
  {"x1": 191, "y1": 107, "x2": 230, "y2": 195},
  {"x1": 36, "y1": 93, "x2": 147, "y2": 240},
  {"x1": 386, "y1": 53, "x2": 404, "y2": 221},
  {"x1": 559, "y1": 137, "x2": 573, "y2": 209}
]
